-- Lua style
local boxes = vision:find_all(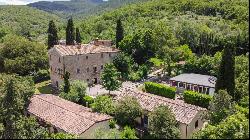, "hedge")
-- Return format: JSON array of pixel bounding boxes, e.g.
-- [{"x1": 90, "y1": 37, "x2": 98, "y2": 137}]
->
[
  {"x1": 144, "y1": 82, "x2": 176, "y2": 99},
  {"x1": 183, "y1": 90, "x2": 212, "y2": 108},
  {"x1": 83, "y1": 95, "x2": 94, "y2": 107}
]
